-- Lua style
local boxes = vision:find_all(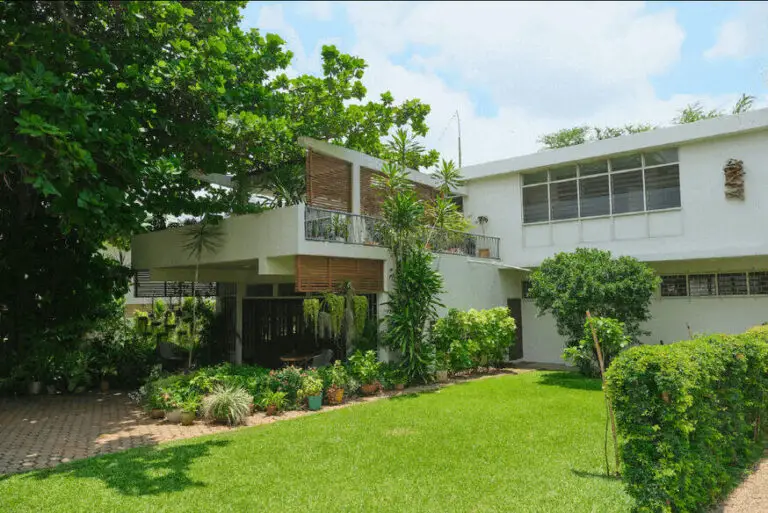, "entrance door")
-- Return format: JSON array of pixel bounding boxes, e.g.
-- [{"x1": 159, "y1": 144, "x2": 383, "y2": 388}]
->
[{"x1": 507, "y1": 299, "x2": 523, "y2": 360}]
